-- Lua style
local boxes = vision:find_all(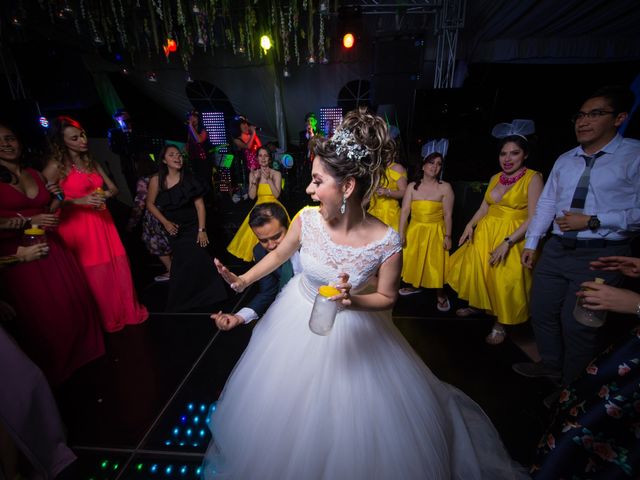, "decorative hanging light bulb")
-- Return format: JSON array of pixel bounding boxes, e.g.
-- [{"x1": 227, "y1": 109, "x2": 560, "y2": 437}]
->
[{"x1": 260, "y1": 35, "x2": 272, "y2": 54}]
